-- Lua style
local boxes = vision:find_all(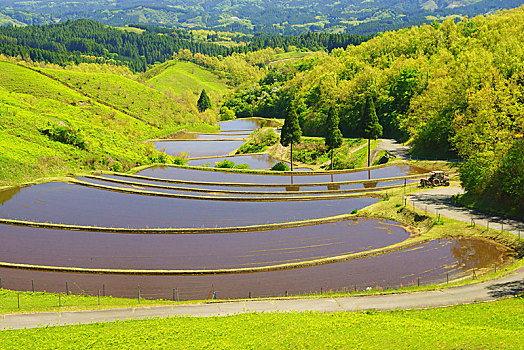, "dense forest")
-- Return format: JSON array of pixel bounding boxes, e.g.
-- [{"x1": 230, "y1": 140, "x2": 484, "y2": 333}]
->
[
  {"x1": 225, "y1": 7, "x2": 524, "y2": 215},
  {"x1": 1, "y1": 0, "x2": 523, "y2": 35},
  {"x1": 0, "y1": 20, "x2": 369, "y2": 72}
]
